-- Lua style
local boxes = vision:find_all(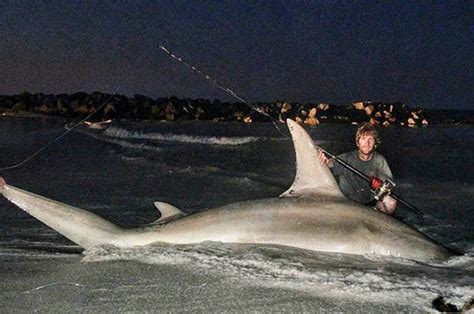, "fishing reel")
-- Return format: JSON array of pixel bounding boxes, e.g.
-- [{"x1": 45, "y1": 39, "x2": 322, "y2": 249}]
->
[{"x1": 370, "y1": 177, "x2": 396, "y2": 201}]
